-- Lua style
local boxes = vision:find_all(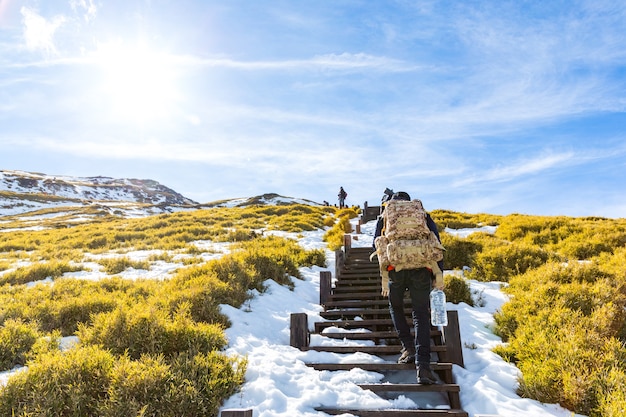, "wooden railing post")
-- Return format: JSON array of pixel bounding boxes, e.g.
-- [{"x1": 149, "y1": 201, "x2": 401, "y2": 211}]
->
[
  {"x1": 335, "y1": 249, "x2": 344, "y2": 280},
  {"x1": 319, "y1": 271, "x2": 332, "y2": 306},
  {"x1": 221, "y1": 410, "x2": 253, "y2": 417},
  {"x1": 290, "y1": 313, "x2": 309, "y2": 348},
  {"x1": 343, "y1": 234, "x2": 351, "y2": 255},
  {"x1": 443, "y1": 310, "x2": 464, "y2": 367}
]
